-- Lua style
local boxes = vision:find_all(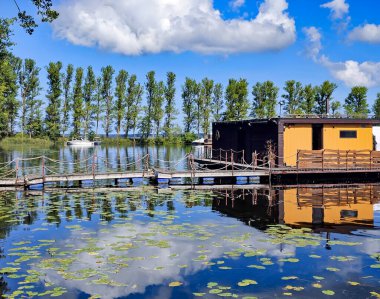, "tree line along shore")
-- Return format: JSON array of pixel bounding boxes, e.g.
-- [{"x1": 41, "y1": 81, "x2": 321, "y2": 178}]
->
[{"x1": 2, "y1": 58, "x2": 380, "y2": 146}]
